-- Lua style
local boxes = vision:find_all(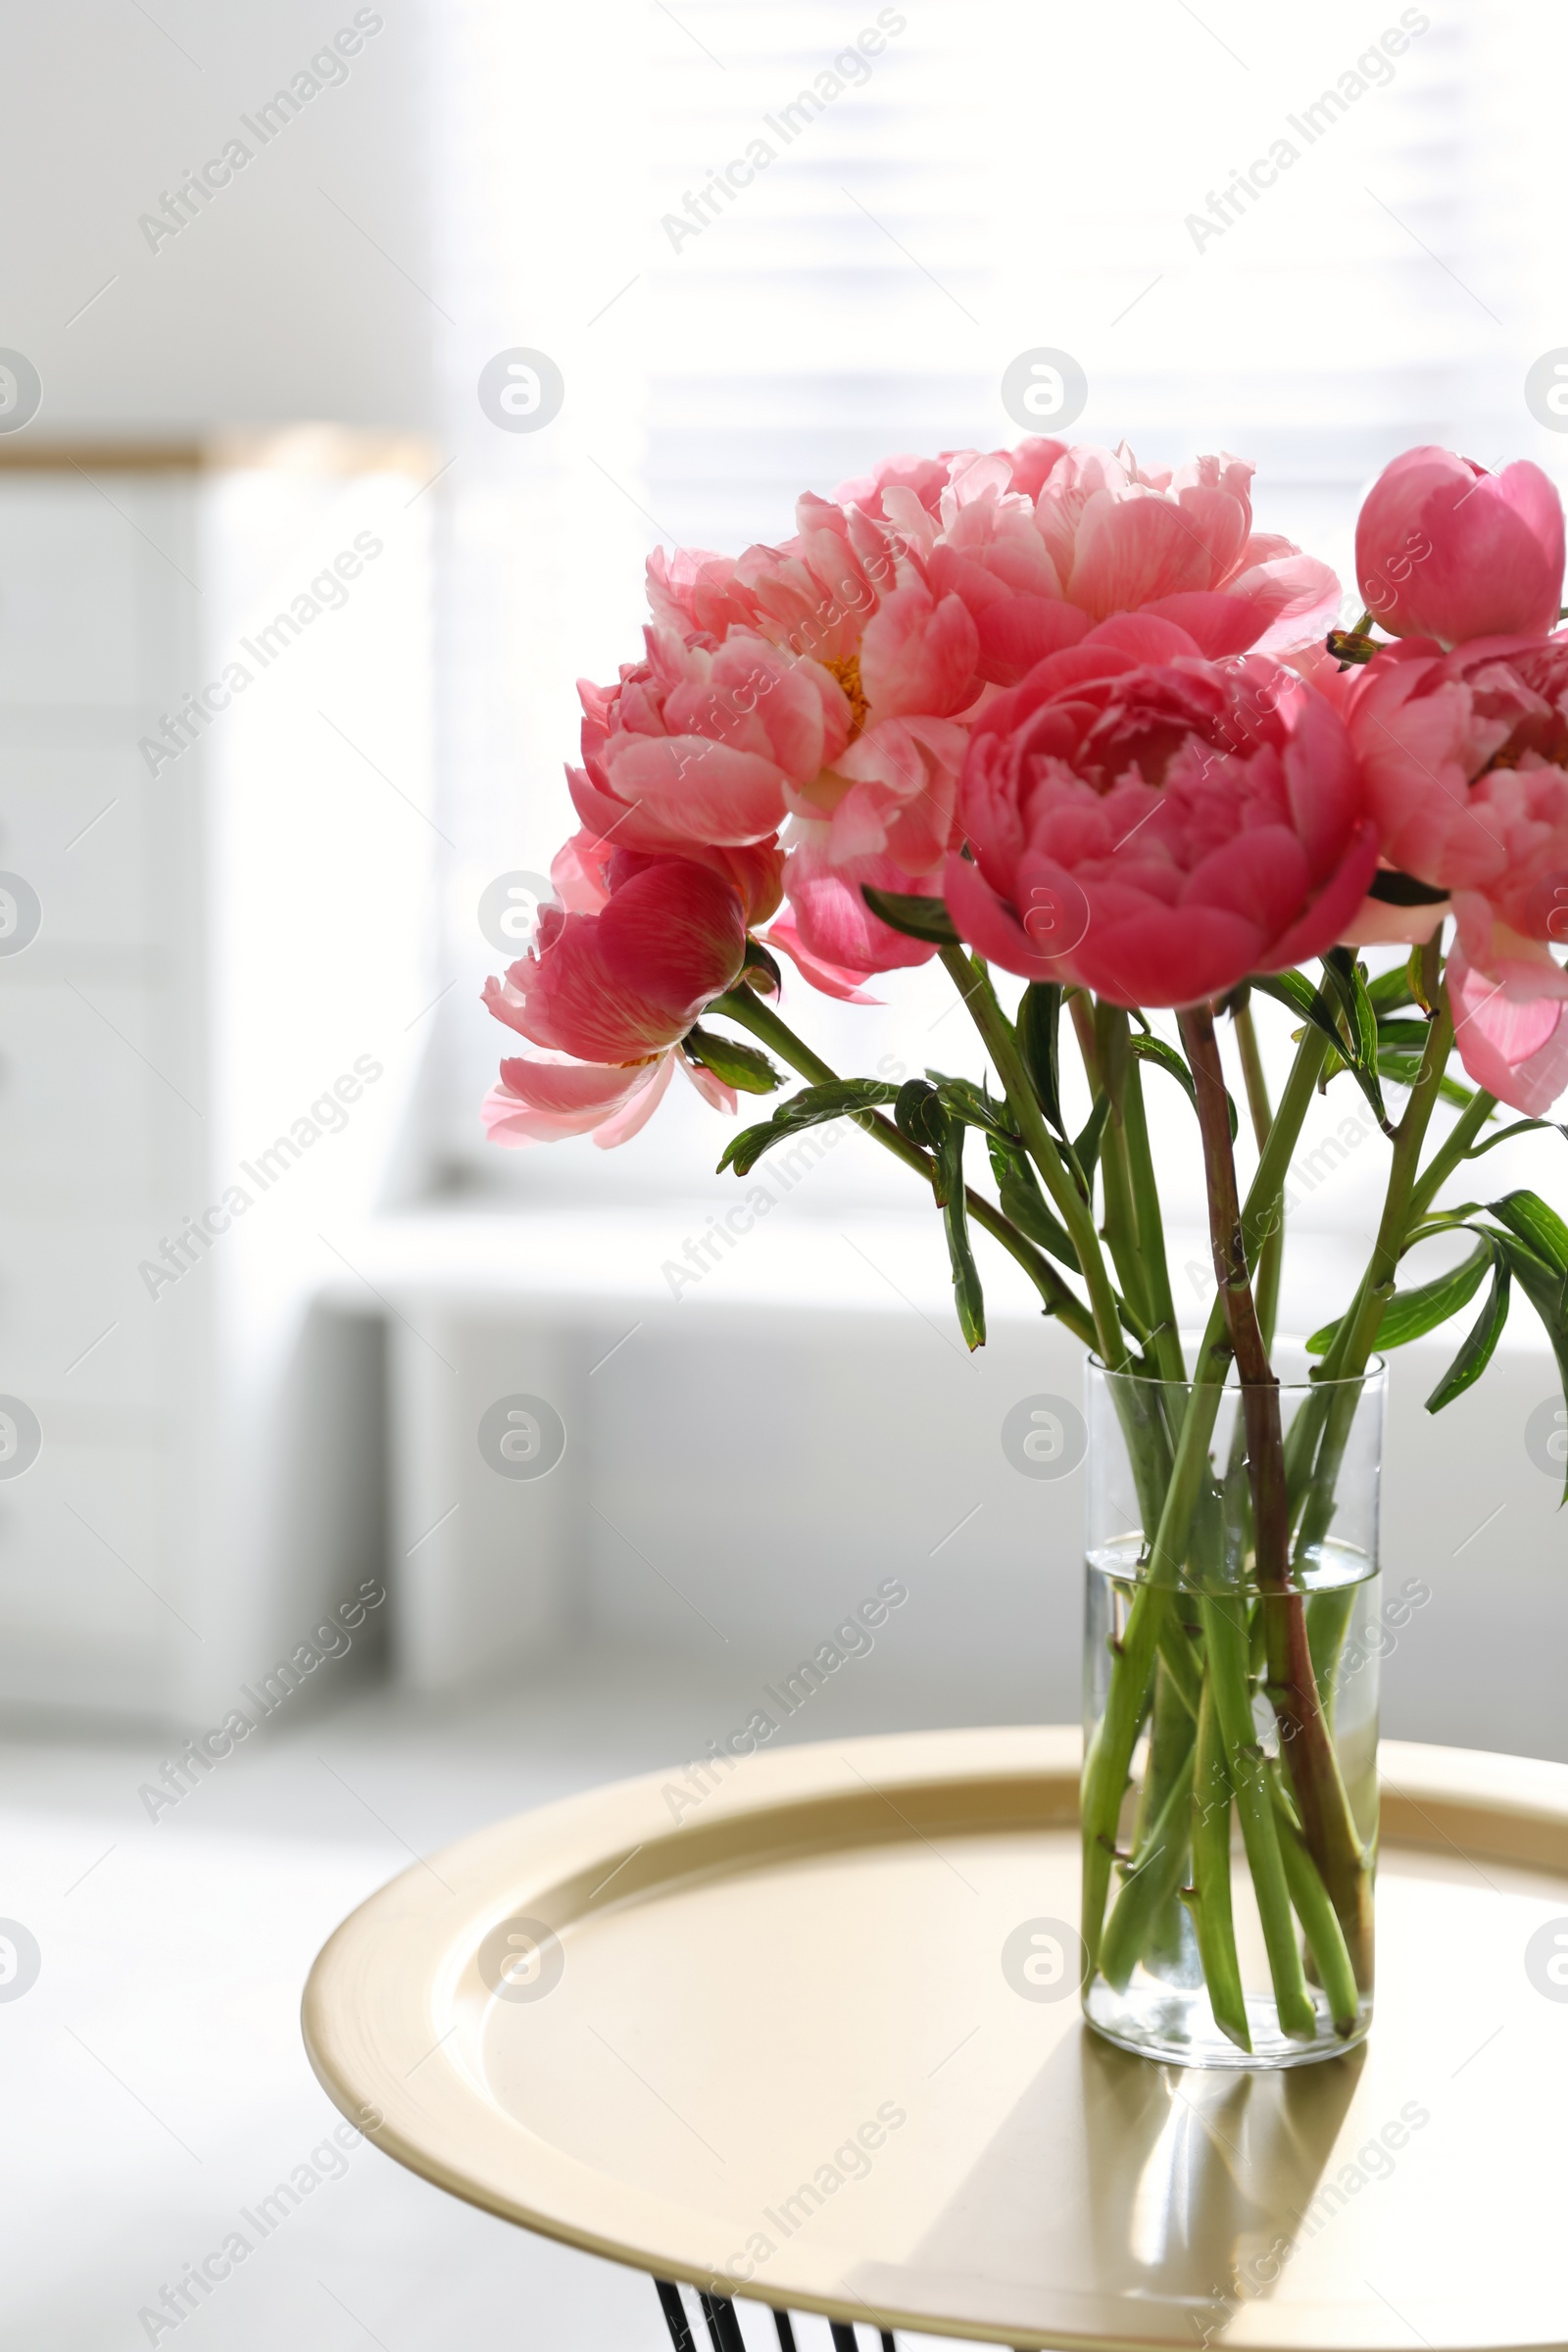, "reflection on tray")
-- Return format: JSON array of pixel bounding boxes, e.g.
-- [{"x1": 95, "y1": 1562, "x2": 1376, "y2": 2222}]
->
[{"x1": 852, "y1": 2023, "x2": 1364, "y2": 2335}]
